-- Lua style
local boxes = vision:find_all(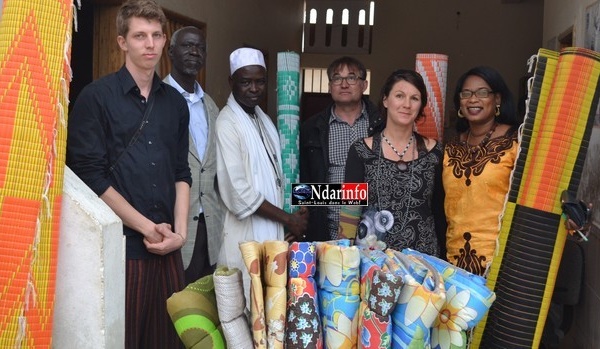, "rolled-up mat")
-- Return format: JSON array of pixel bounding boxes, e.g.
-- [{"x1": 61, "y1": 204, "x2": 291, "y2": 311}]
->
[
  {"x1": 166, "y1": 275, "x2": 225, "y2": 349},
  {"x1": 402, "y1": 248, "x2": 495, "y2": 349},
  {"x1": 213, "y1": 266, "x2": 253, "y2": 349},
  {"x1": 277, "y1": 51, "x2": 301, "y2": 214},
  {"x1": 415, "y1": 53, "x2": 448, "y2": 142},
  {"x1": 316, "y1": 239, "x2": 361, "y2": 348},
  {"x1": 286, "y1": 241, "x2": 322, "y2": 349},
  {"x1": 0, "y1": 0, "x2": 72, "y2": 347},
  {"x1": 262, "y1": 240, "x2": 289, "y2": 348},
  {"x1": 239, "y1": 241, "x2": 267, "y2": 348},
  {"x1": 470, "y1": 47, "x2": 600, "y2": 349},
  {"x1": 385, "y1": 249, "x2": 446, "y2": 348},
  {"x1": 358, "y1": 249, "x2": 402, "y2": 349},
  {"x1": 338, "y1": 205, "x2": 362, "y2": 240}
]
